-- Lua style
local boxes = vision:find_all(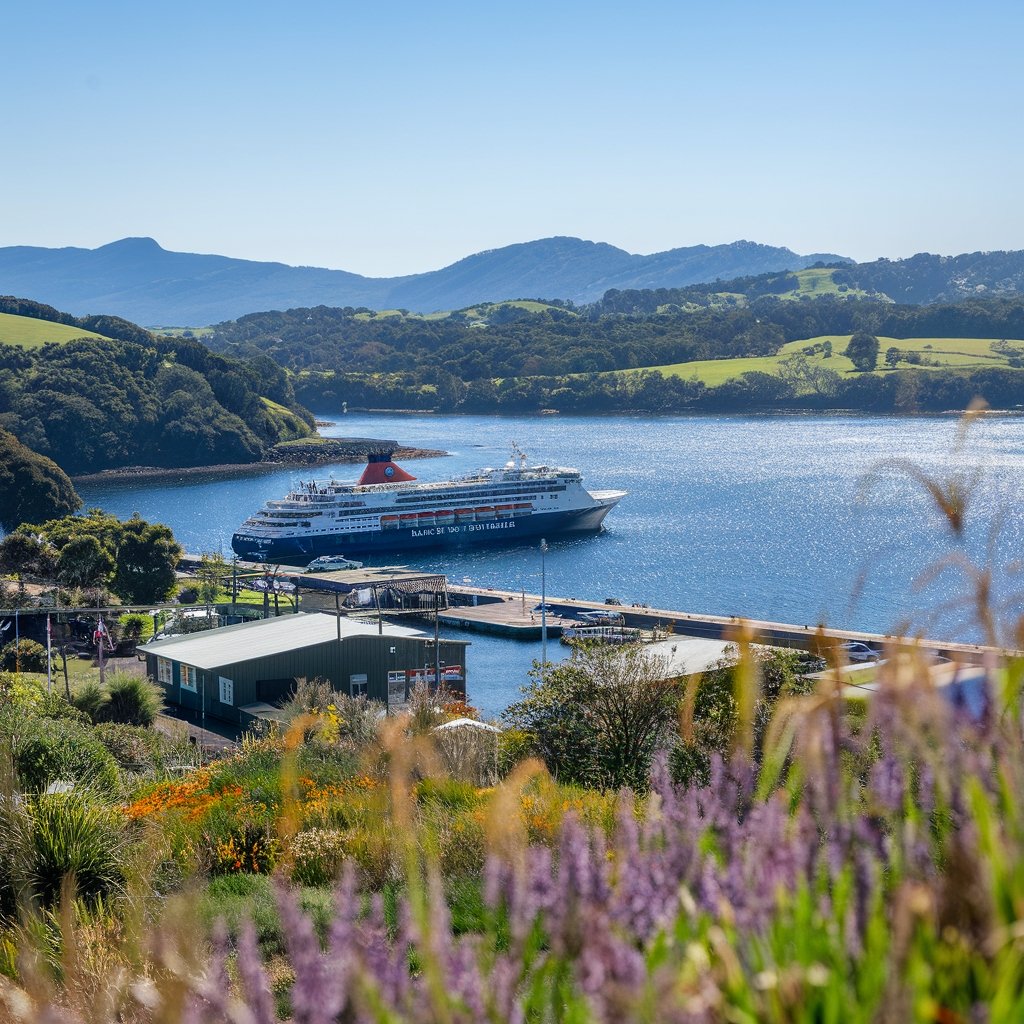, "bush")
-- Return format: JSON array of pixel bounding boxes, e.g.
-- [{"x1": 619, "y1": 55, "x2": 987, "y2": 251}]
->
[
  {"x1": 9, "y1": 716, "x2": 120, "y2": 795},
  {"x1": 118, "y1": 613, "x2": 149, "y2": 641},
  {"x1": 100, "y1": 674, "x2": 163, "y2": 727},
  {"x1": 0, "y1": 639, "x2": 47, "y2": 673},
  {"x1": 288, "y1": 828, "x2": 348, "y2": 886},
  {"x1": 22, "y1": 794, "x2": 126, "y2": 909},
  {"x1": 70, "y1": 682, "x2": 109, "y2": 723},
  {"x1": 92, "y1": 723, "x2": 173, "y2": 772}
]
